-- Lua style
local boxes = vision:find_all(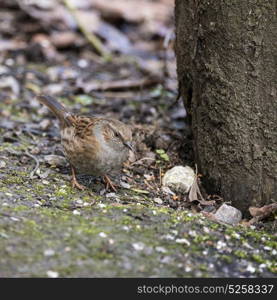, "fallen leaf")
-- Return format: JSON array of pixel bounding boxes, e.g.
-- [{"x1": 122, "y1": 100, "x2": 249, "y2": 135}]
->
[
  {"x1": 249, "y1": 203, "x2": 277, "y2": 218},
  {"x1": 131, "y1": 188, "x2": 149, "y2": 194},
  {"x1": 77, "y1": 77, "x2": 161, "y2": 92},
  {"x1": 187, "y1": 165, "x2": 205, "y2": 203}
]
